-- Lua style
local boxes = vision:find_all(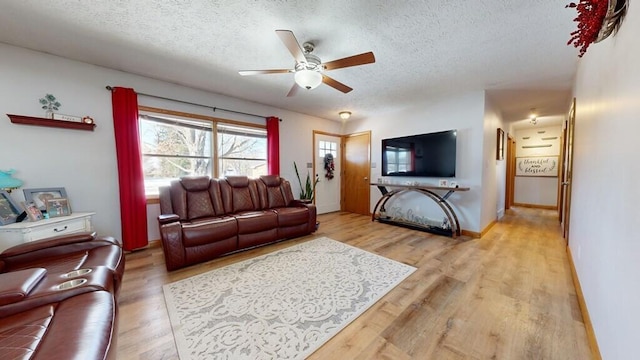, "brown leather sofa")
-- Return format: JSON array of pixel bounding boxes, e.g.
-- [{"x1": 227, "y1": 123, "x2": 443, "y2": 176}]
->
[
  {"x1": 0, "y1": 232, "x2": 124, "y2": 360},
  {"x1": 158, "y1": 175, "x2": 317, "y2": 271}
]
